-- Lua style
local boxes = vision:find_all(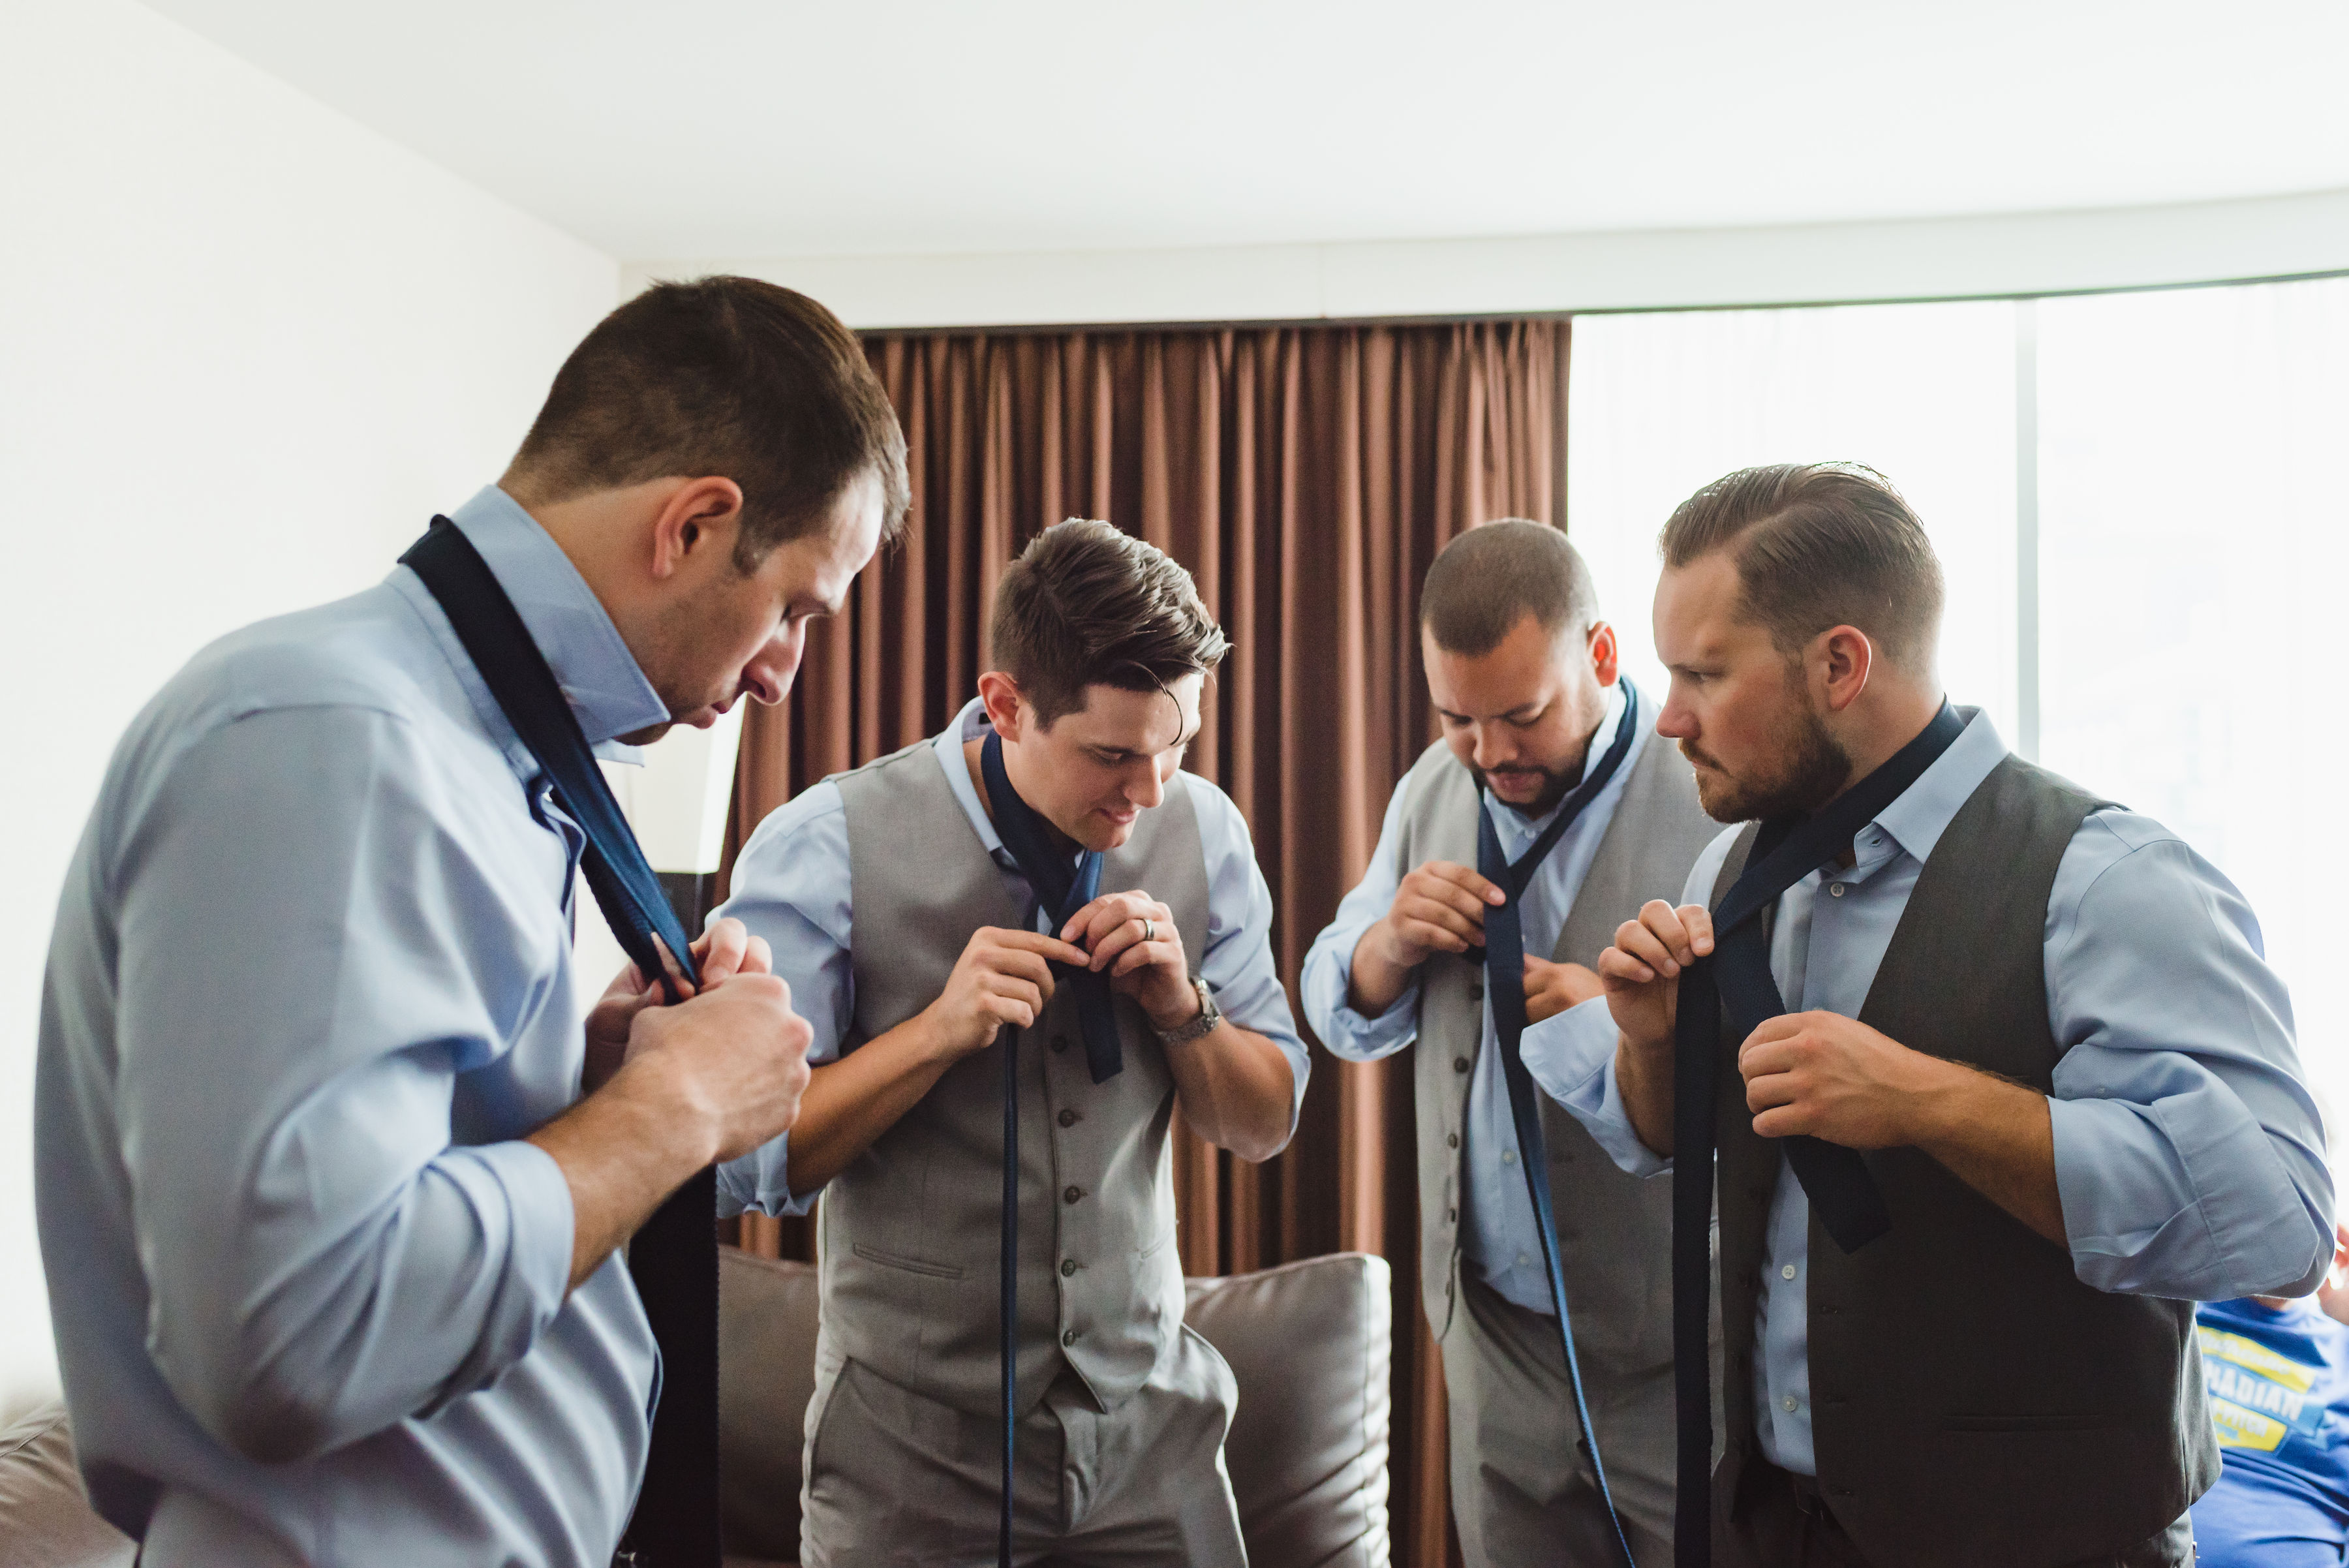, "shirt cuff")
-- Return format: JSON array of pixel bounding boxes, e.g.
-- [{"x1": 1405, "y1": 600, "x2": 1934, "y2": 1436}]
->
[
  {"x1": 1522, "y1": 996, "x2": 1672, "y2": 1179},
  {"x1": 1301, "y1": 945, "x2": 1421, "y2": 1063},
  {"x1": 716, "y1": 1131, "x2": 820, "y2": 1220},
  {"x1": 421, "y1": 1139, "x2": 576, "y2": 1411},
  {"x1": 2051, "y1": 1092, "x2": 2329, "y2": 1299}
]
